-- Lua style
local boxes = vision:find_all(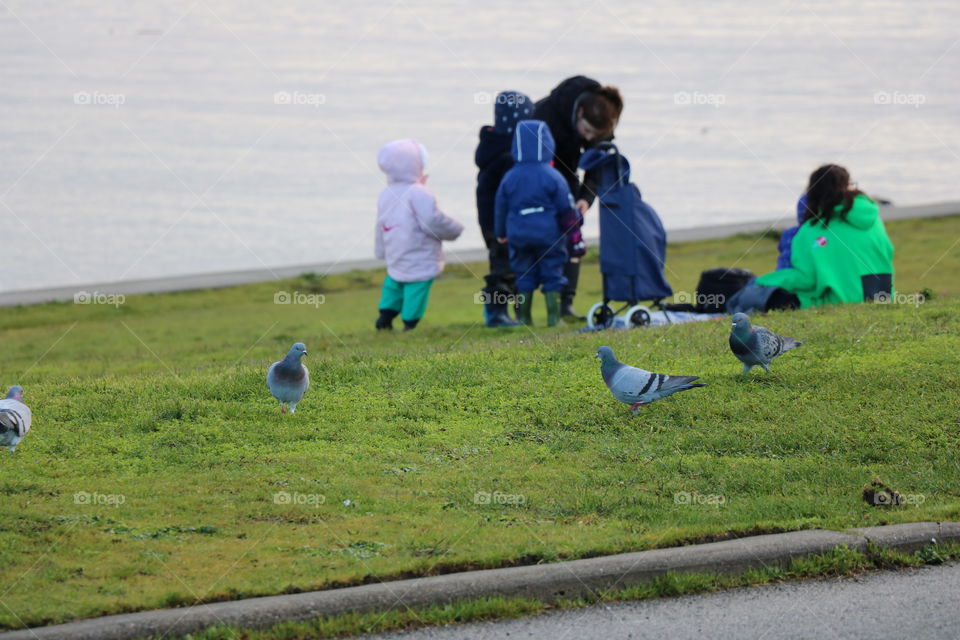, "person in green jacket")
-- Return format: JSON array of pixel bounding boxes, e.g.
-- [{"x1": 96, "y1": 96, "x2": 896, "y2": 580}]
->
[{"x1": 754, "y1": 164, "x2": 894, "y2": 308}]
